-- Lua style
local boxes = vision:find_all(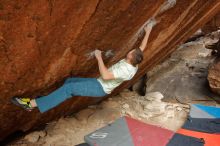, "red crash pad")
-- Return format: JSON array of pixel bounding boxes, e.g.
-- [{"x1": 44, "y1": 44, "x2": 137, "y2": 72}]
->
[{"x1": 178, "y1": 129, "x2": 220, "y2": 146}]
